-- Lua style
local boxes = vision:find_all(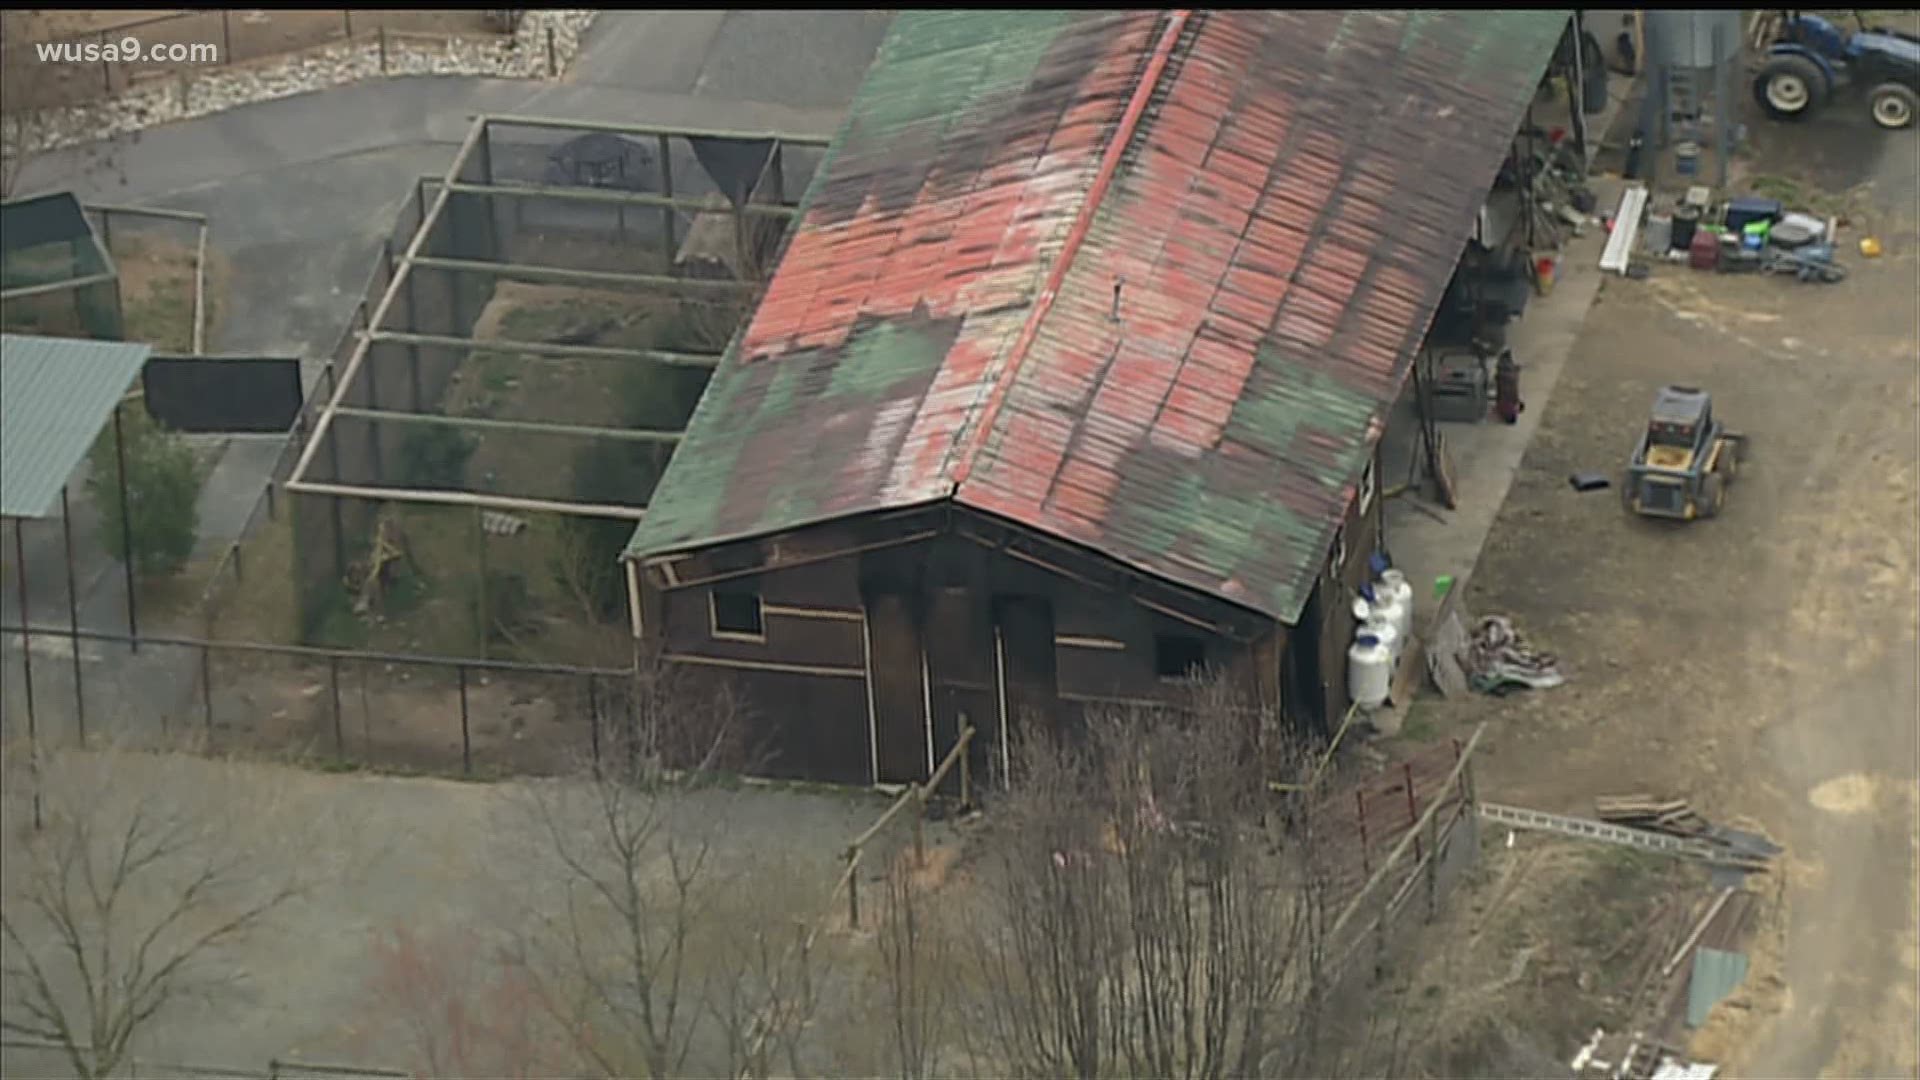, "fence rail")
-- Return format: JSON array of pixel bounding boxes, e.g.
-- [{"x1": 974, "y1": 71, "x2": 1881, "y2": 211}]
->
[
  {"x1": 2, "y1": 623, "x2": 631, "y2": 780},
  {"x1": 0, "y1": 1037, "x2": 405, "y2": 1080},
  {"x1": 3, "y1": 11, "x2": 516, "y2": 111}
]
